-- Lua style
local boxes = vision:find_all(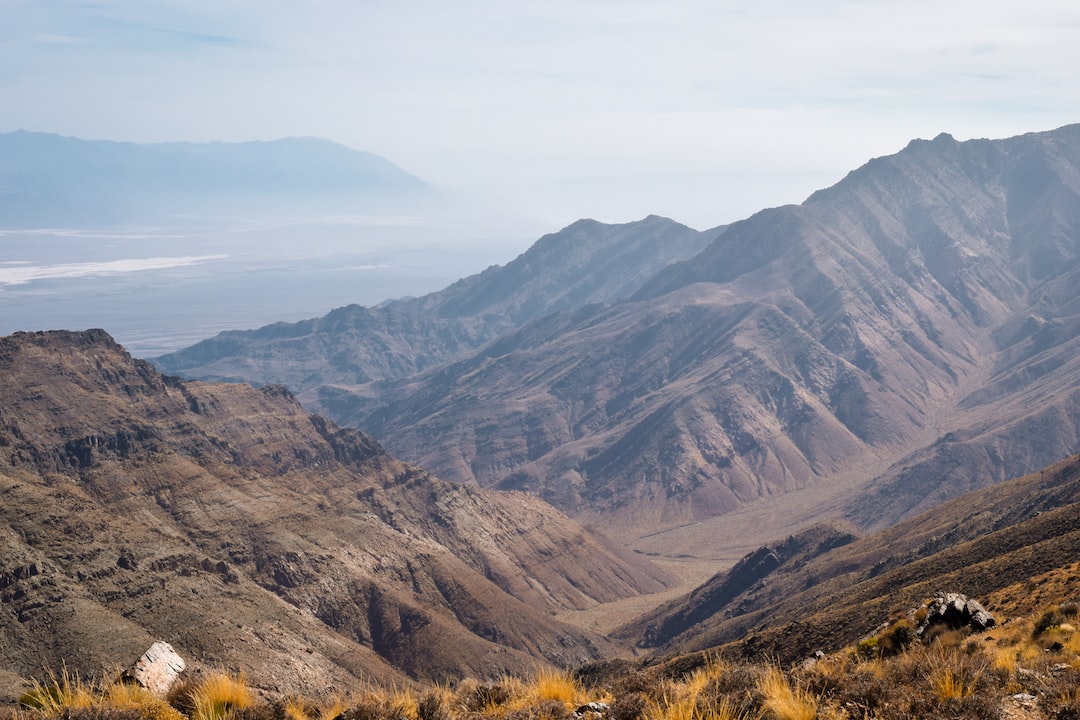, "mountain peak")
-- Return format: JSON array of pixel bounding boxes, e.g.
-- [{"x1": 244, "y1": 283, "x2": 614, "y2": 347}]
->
[{"x1": 156, "y1": 124, "x2": 1080, "y2": 557}]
